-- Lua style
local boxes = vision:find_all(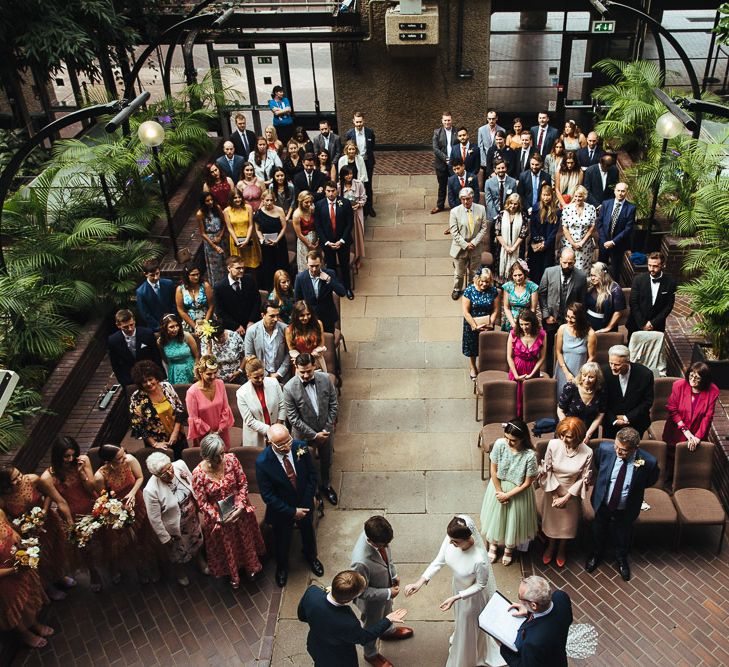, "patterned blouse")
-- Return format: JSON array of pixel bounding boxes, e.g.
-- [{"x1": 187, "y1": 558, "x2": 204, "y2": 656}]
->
[
  {"x1": 490, "y1": 437, "x2": 538, "y2": 486},
  {"x1": 129, "y1": 382, "x2": 185, "y2": 442}
]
